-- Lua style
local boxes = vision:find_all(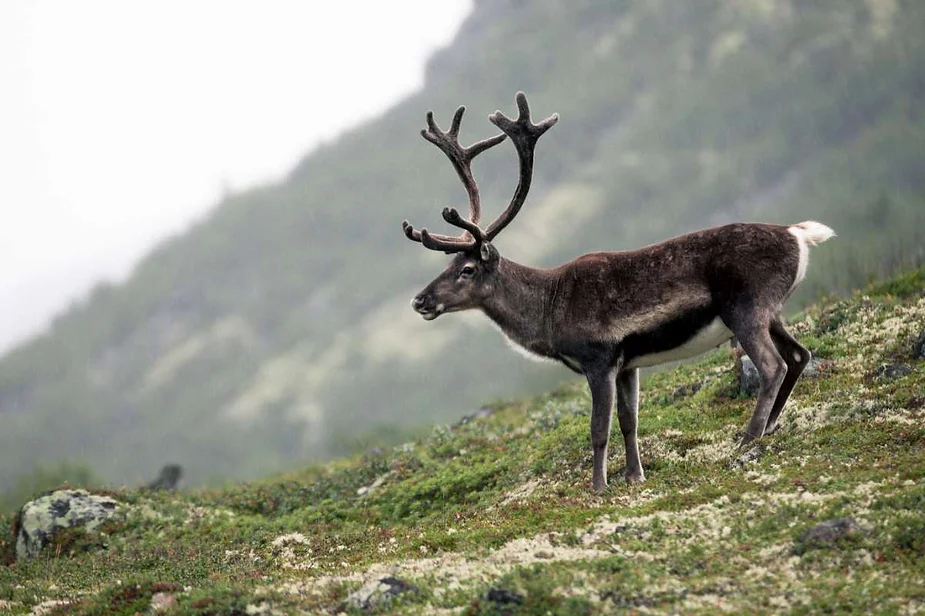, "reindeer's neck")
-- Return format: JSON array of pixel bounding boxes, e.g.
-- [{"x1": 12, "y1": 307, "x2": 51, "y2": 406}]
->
[{"x1": 479, "y1": 258, "x2": 559, "y2": 357}]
